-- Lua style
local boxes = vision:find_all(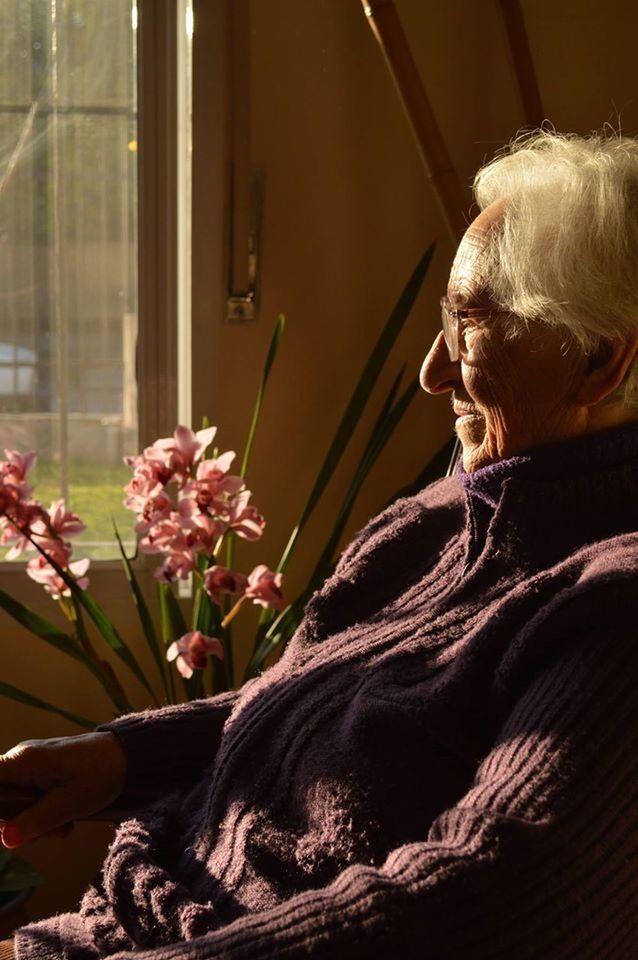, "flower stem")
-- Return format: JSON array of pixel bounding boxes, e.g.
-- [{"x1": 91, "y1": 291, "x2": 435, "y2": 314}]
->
[{"x1": 221, "y1": 594, "x2": 247, "y2": 629}]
